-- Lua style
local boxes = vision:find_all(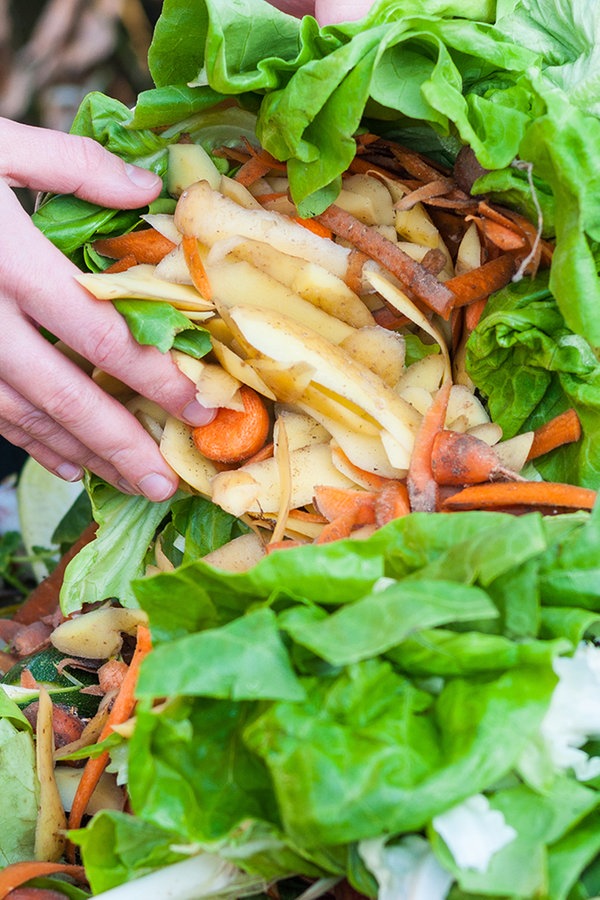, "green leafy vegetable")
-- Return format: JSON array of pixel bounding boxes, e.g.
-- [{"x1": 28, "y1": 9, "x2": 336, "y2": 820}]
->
[
  {"x1": 114, "y1": 300, "x2": 212, "y2": 358},
  {"x1": 466, "y1": 267, "x2": 600, "y2": 488},
  {"x1": 136, "y1": 608, "x2": 306, "y2": 701},
  {"x1": 60, "y1": 476, "x2": 177, "y2": 614},
  {"x1": 0, "y1": 716, "x2": 39, "y2": 866}
]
